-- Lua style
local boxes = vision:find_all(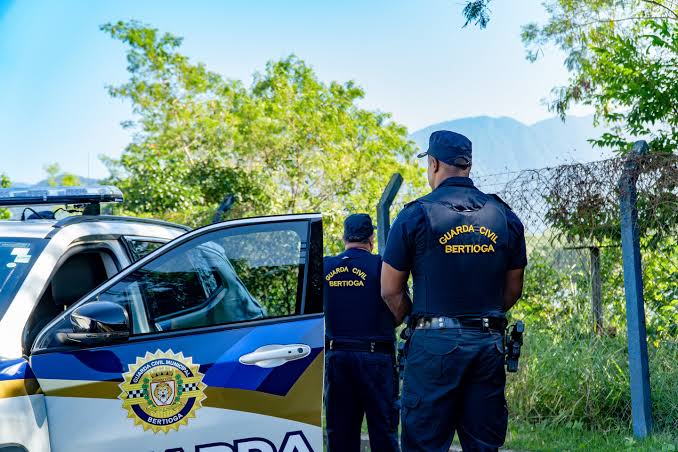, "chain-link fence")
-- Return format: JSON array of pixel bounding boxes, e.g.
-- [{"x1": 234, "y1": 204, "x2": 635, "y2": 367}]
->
[{"x1": 472, "y1": 153, "x2": 678, "y2": 432}]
